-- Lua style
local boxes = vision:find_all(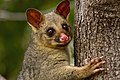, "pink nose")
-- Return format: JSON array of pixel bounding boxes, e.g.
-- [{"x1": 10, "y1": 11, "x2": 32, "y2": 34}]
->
[{"x1": 59, "y1": 33, "x2": 69, "y2": 43}]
